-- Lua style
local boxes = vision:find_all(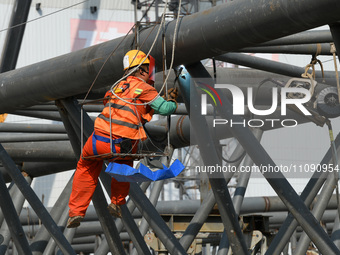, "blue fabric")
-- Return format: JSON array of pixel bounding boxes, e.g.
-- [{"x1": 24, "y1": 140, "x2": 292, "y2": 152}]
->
[
  {"x1": 105, "y1": 159, "x2": 185, "y2": 182},
  {"x1": 92, "y1": 134, "x2": 125, "y2": 155}
]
